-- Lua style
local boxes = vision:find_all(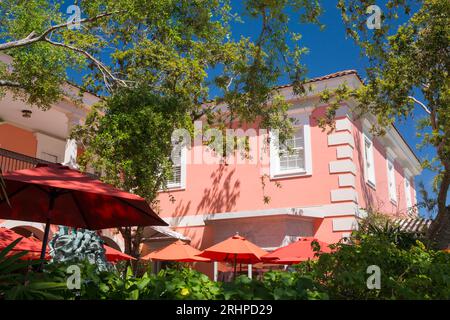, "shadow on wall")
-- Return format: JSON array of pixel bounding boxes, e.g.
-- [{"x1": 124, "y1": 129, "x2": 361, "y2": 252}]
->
[
  {"x1": 196, "y1": 164, "x2": 240, "y2": 215},
  {"x1": 161, "y1": 164, "x2": 240, "y2": 239},
  {"x1": 168, "y1": 199, "x2": 192, "y2": 227}
]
